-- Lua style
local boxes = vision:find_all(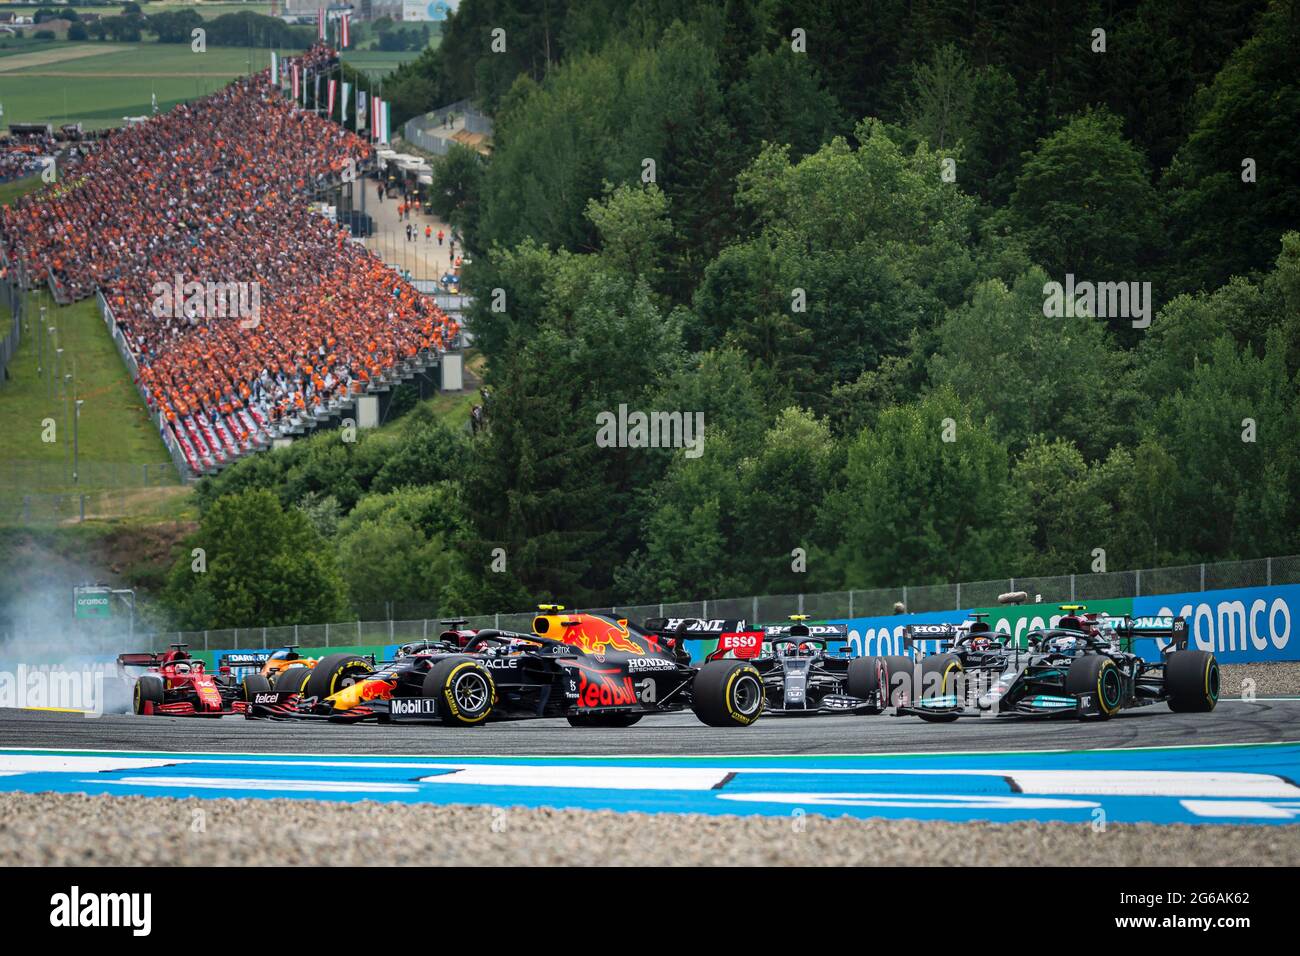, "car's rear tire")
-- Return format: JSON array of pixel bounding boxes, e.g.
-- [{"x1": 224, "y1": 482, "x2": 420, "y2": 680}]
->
[
  {"x1": 240, "y1": 673, "x2": 271, "y2": 700},
  {"x1": 845, "y1": 657, "x2": 884, "y2": 713},
  {"x1": 274, "y1": 665, "x2": 312, "y2": 693},
  {"x1": 304, "y1": 654, "x2": 374, "y2": 701},
  {"x1": 1065, "y1": 654, "x2": 1123, "y2": 719},
  {"x1": 1165, "y1": 650, "x2": 1219, "y2": 713},
  {"x1": 690, "y1": 660, "x2": 763, "y2": 727},
  {"x1": 133, "y1": 675, "x2": 164, "y2": 715},
  {"x1": 423, "y1": 657, "x2": 495, "y2": 726},
  {"x1": 566, "y1": 712, "x2": 644, "y2": 728}
]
